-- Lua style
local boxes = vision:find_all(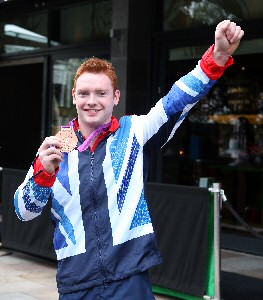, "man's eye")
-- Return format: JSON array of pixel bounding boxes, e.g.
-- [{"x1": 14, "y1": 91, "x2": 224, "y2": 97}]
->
[
  {"x1": 98, "y1": 91, "x2": 106, "y2": 96},
  {"x1": 78, "y1": 92, "x2": 88, "y2": 97}
]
